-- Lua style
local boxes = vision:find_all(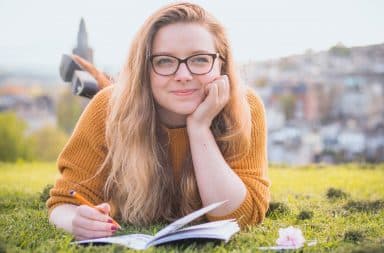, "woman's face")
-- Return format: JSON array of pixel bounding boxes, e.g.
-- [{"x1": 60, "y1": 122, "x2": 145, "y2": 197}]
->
[{"x1": 150, "y1": 23, "x2": 222, "y2": 127}]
